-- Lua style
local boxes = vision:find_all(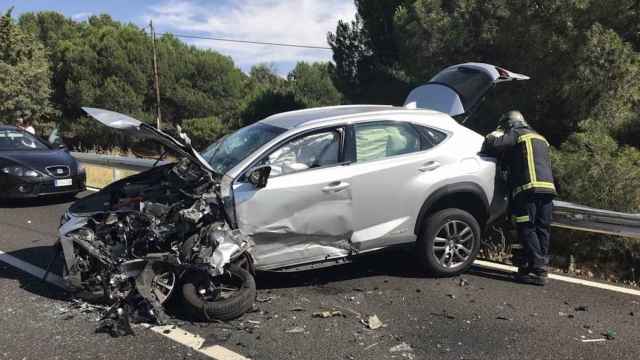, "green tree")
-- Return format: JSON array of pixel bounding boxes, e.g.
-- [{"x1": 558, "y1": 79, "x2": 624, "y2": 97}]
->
[
  {"x1": 332, "y1": 0, "x2": 640, "y2": 143},
  {"x1": 0, "y1": 9, "x2": 54, "y2": 121},
  {"x1": 288, "y1": 62, "x2": 343, "y2": 108},
  {"x1": 181, "y1": 116, "x2": 227, "y2": 150},
  {"x1": 328, "y1": 0, "x2": 411, "y2": 105}
]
